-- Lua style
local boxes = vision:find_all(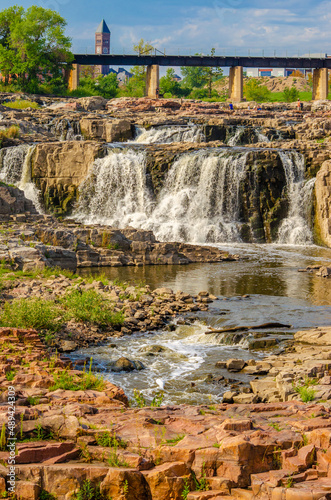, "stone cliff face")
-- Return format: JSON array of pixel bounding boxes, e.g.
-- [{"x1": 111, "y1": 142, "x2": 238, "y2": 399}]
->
[
  {"x1": 31, "y1": 141, "x2": 107, "y2": 214},
  {"x1": 314, "y1": 160, "x2": 331, "y2": 246}
]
